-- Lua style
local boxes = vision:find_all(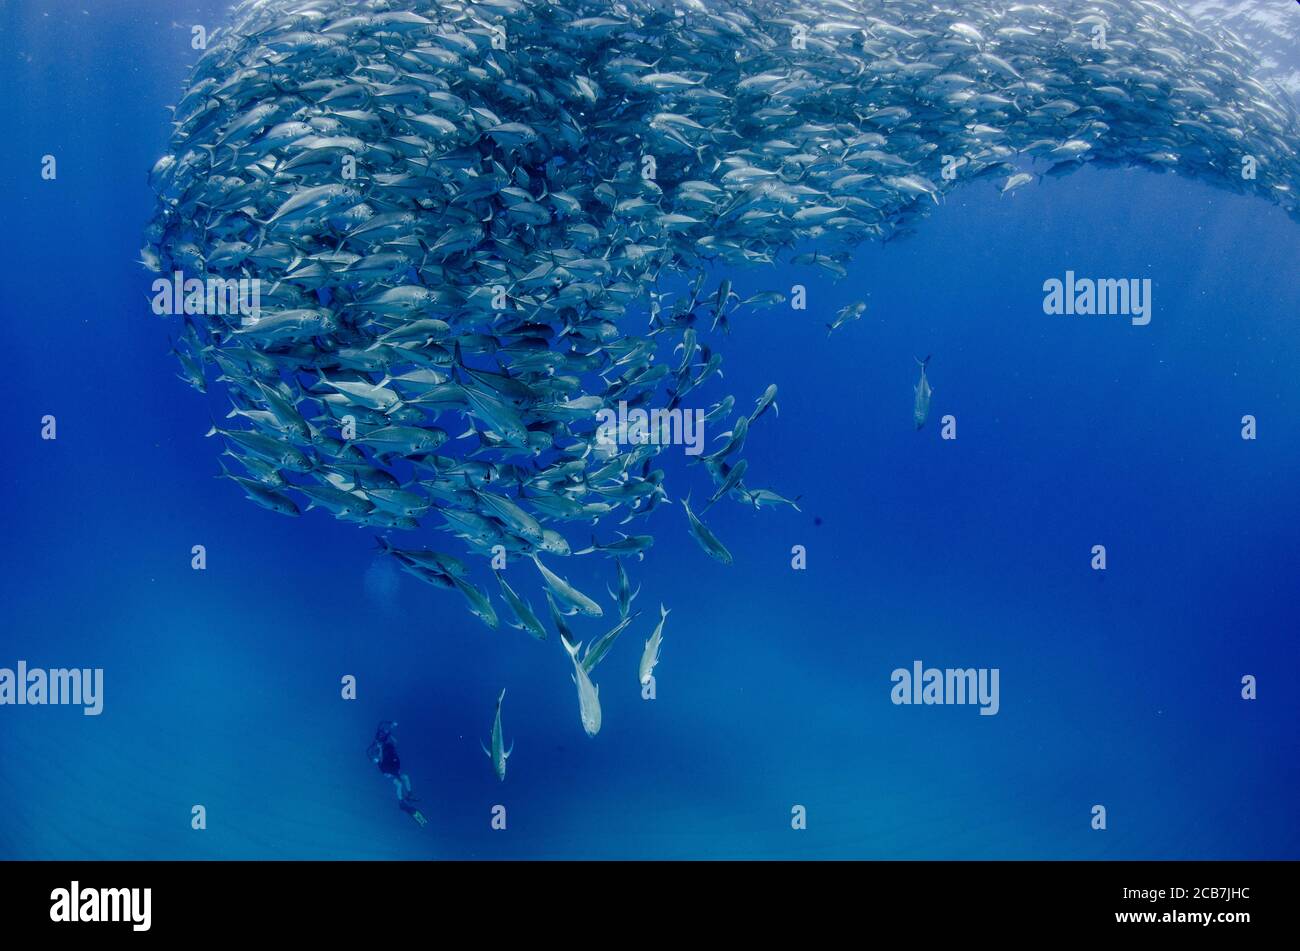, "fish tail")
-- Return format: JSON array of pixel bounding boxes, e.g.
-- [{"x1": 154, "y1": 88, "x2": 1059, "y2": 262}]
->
[{"x1": 915, "y1": 354, "x2": 931, "y2": 368}]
